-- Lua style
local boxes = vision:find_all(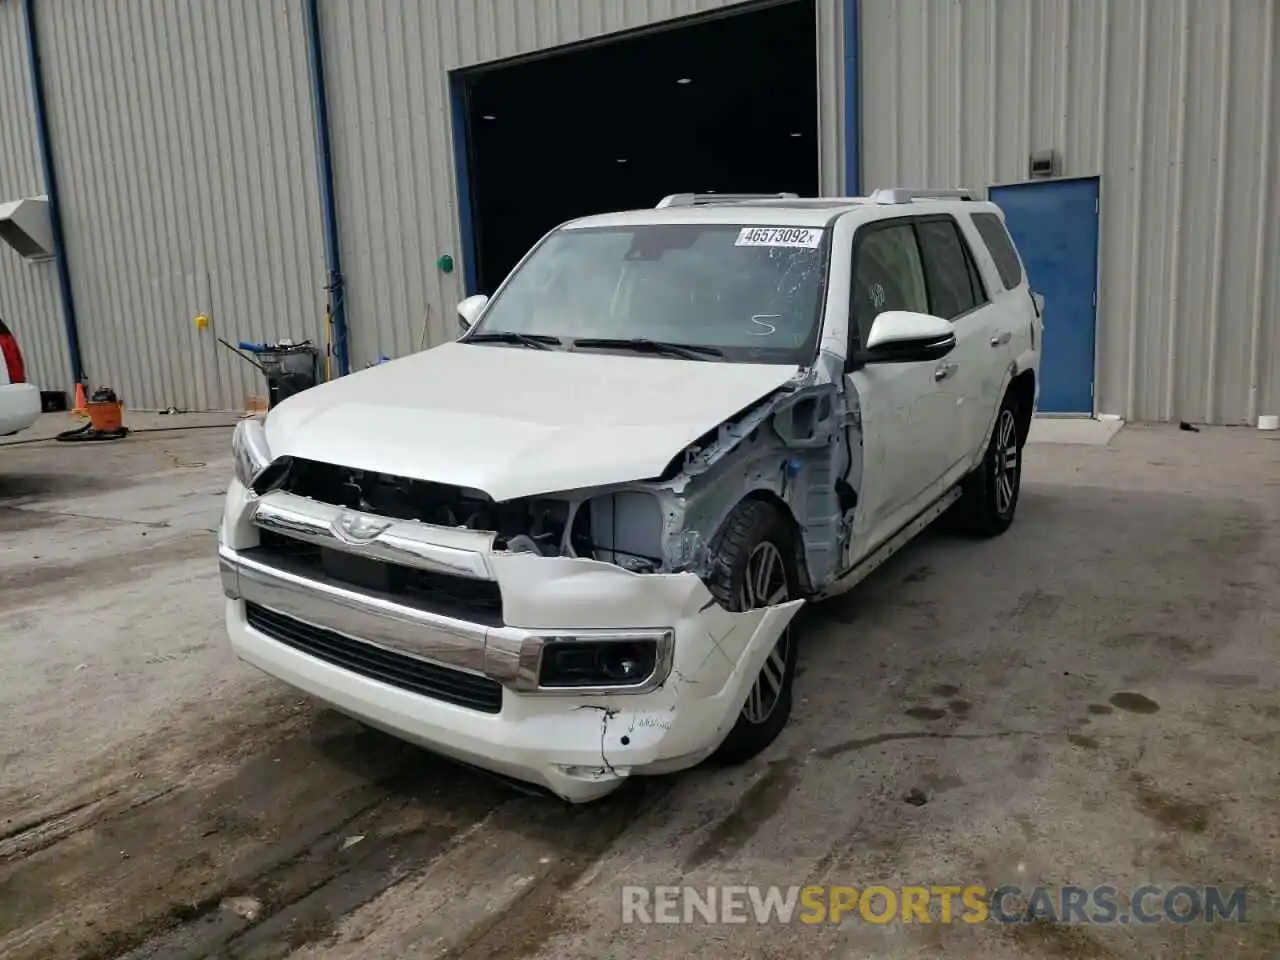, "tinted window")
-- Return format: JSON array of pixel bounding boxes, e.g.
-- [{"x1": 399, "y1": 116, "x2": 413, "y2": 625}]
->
[
  {"x1": 917, "y1": 219, "x2": 986, "y2": 319},
  {"x1": 972, "y1": 212, "x2": 1023, "y2": 289},
  {"x1": 474, "y1": 224, "x2": 829, "y2": 365},
  {"x1": 851, "y1": 224, "x2": 928, "y2": 346}
]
